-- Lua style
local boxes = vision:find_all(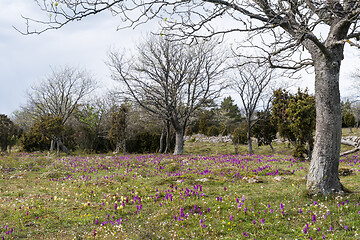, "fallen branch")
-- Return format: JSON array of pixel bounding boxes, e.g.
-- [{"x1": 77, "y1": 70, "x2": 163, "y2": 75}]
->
[
  {"x1": 340, "y1": 138, "x2": 359, "y2": 156},
  {"x1": 340, "y1": 148, "x2": 360, "y2": 156},
  {"x1": 341, "y1": 140, "x2": 357, "y2": 147}
]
